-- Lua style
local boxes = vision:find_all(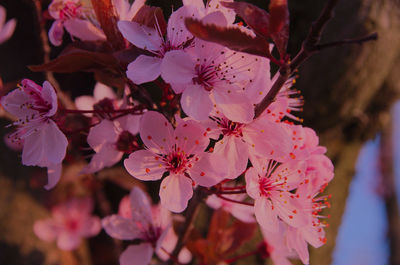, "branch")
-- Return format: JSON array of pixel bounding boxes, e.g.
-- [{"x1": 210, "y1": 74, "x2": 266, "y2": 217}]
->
[
  {"x1": 32, "y1": 0, "x2": 75, "y2": 109},
  {"x1": 254, "y1": 0, "x2": 377, "y2": 118},
  {"x1": 165, "y1": 188, "x2": 208, "y2": 265}
]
